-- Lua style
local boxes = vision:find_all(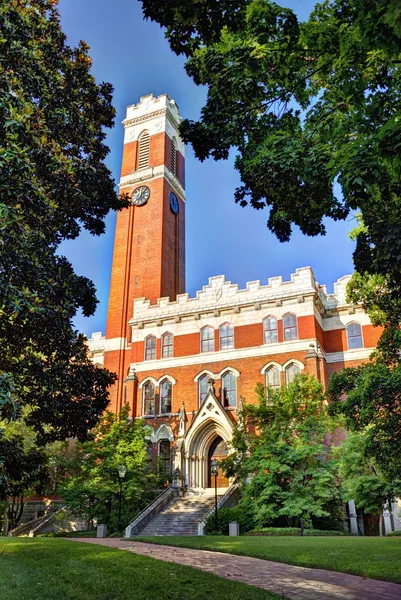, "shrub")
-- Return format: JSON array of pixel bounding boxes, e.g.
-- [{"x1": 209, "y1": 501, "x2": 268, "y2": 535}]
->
[
  {"x1": 205, "y1": 503, "x2": 255, "y2": 535},
  {"x1": 387, "y1": 530, "x2": 401, "y2": 537},
  {"x1": 248, "y1": 527, "x2": 348, "y2": 536}
]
